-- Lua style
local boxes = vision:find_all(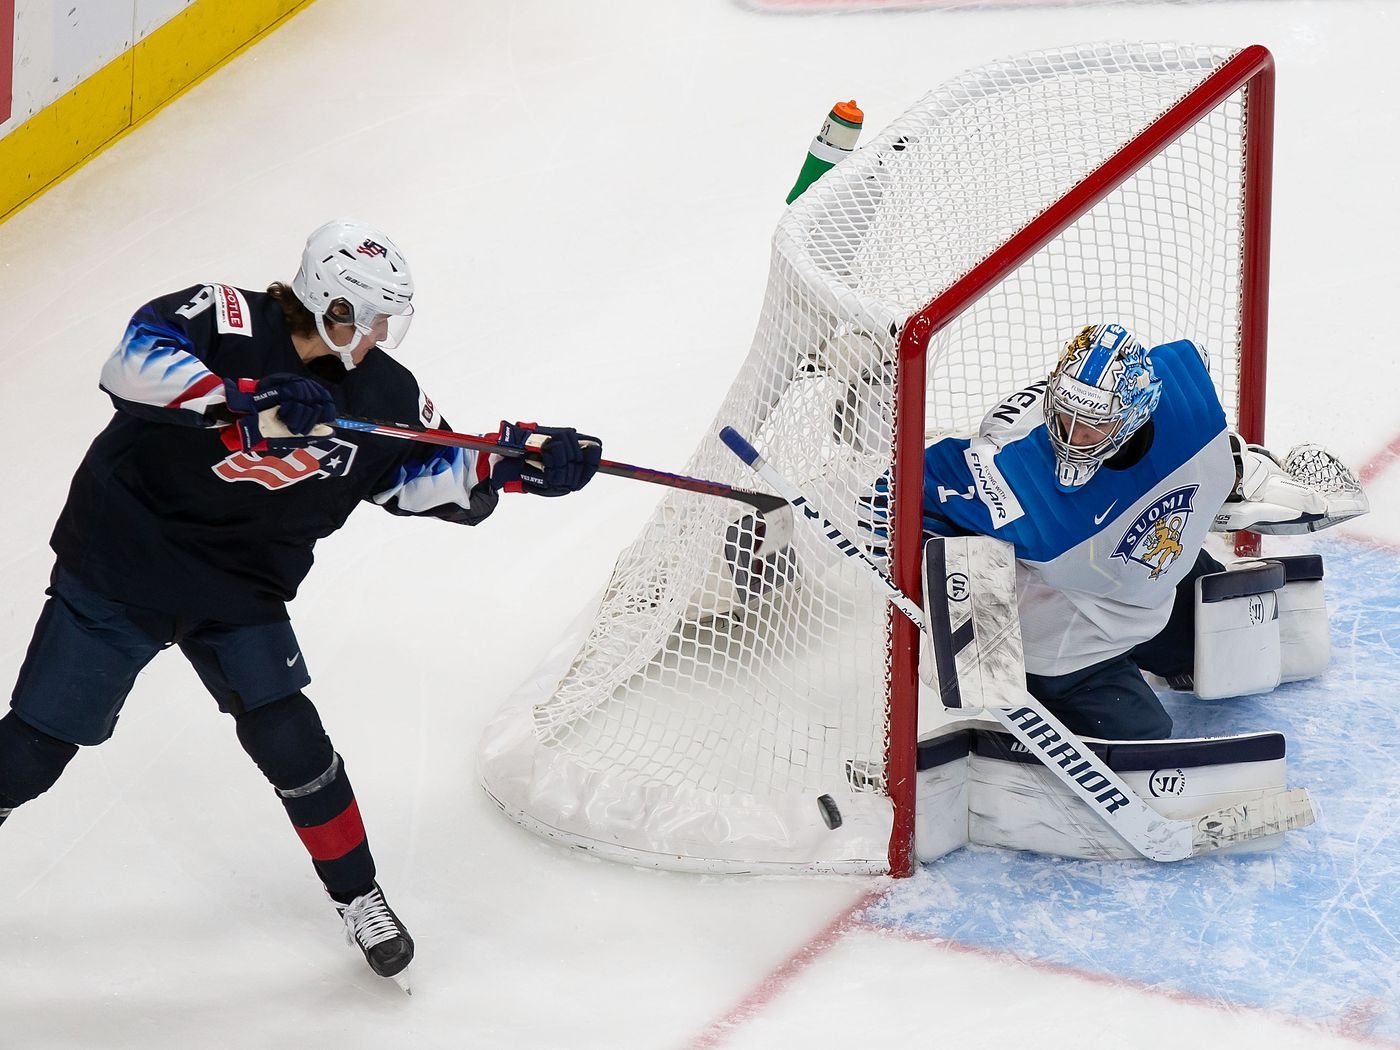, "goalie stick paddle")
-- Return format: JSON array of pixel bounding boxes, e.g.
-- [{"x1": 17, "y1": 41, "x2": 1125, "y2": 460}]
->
[
  {"x1": 335, "y1": 416, "x2": 791, "y2": 516},
  {"x1": 719, "y1": 425, "x2": 1315, "y2": 862}
]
